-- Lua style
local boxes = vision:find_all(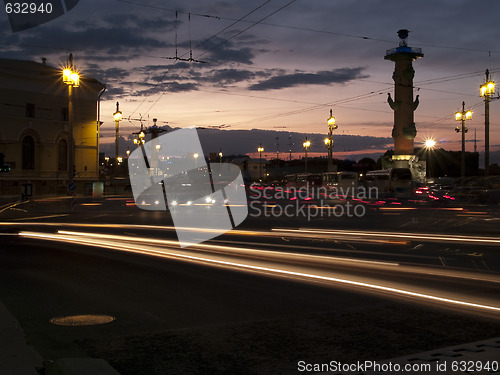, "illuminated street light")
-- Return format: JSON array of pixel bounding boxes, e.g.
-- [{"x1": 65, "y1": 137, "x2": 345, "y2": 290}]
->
[
  {"x1": 113, "y1": 102, "x2": 122, "y2": 161},
  {"x1": 480, "y1": 69, "x2": 496, "y2": 176},
  {"x1": 303, "y1": 137, "x2": 311, "y2": 173},
  {"x1": 257, "y1": 143, "x2": 264, "y2": 180},
  {"x1": 424, "y1": 139, "x2": 436, "y2": 149},
  {"x1": 62, "y1": 53, "x2": 80, "y2": 187},
  {"x1": 325, "y1": 109, "x2": 338, "y2": 172},
  {"x1": 424, "y1": 138, "x2": 437, "y2": 178},
  {"x1": 219, "y1": 149, "x2": 223, "y2": 163},
  {"x1": 455, "y1": 101, "x2": 472, "y2": 179}
]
